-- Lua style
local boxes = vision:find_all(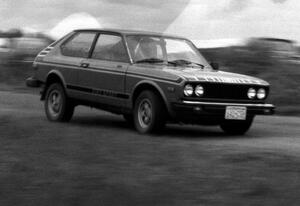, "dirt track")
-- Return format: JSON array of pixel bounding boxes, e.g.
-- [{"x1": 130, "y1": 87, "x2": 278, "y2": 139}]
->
[{"x1": 1, "y1": 90, "x2": 300, "y2": 206}]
